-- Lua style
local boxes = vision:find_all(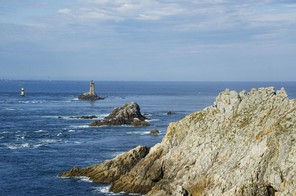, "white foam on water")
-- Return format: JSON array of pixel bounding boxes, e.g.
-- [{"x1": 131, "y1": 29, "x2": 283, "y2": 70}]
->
[
  {"x1": 40, "y1": 139, "x2": 60, "y2": 144},
  {"x1": 5, "y1": 143, "x2": 30, "y2": 149},
  {"x1": 70, "y1": 125, "x2": 90, "y2": 128},
  {"x1": 68, "y1": 129, "x2": 75, "y2": 132},
  {"x1": 77, "y1": 176, "x2": 93, "y2": 183},
  {"x1": 92, "y1": 185, "x2": 122, "y2": 195},
  {"x1": 57, "y1": 133, "x2": 62, "y2": 137},
  {"x1": 126, "y1": 131, "x2": 151, "y2": 135},
  {"x1": 93, "y1": 185, "x2": 143, "y2": 195},
  {"x1": 35, "y1": 129, "x2": 47, "y2": 133},
  {"x1": 2, "y1": 108, "x2": 16, "y2": 111},
  {"x1": 146, "y1": 119, "x2": 160, "y2": 122}
]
